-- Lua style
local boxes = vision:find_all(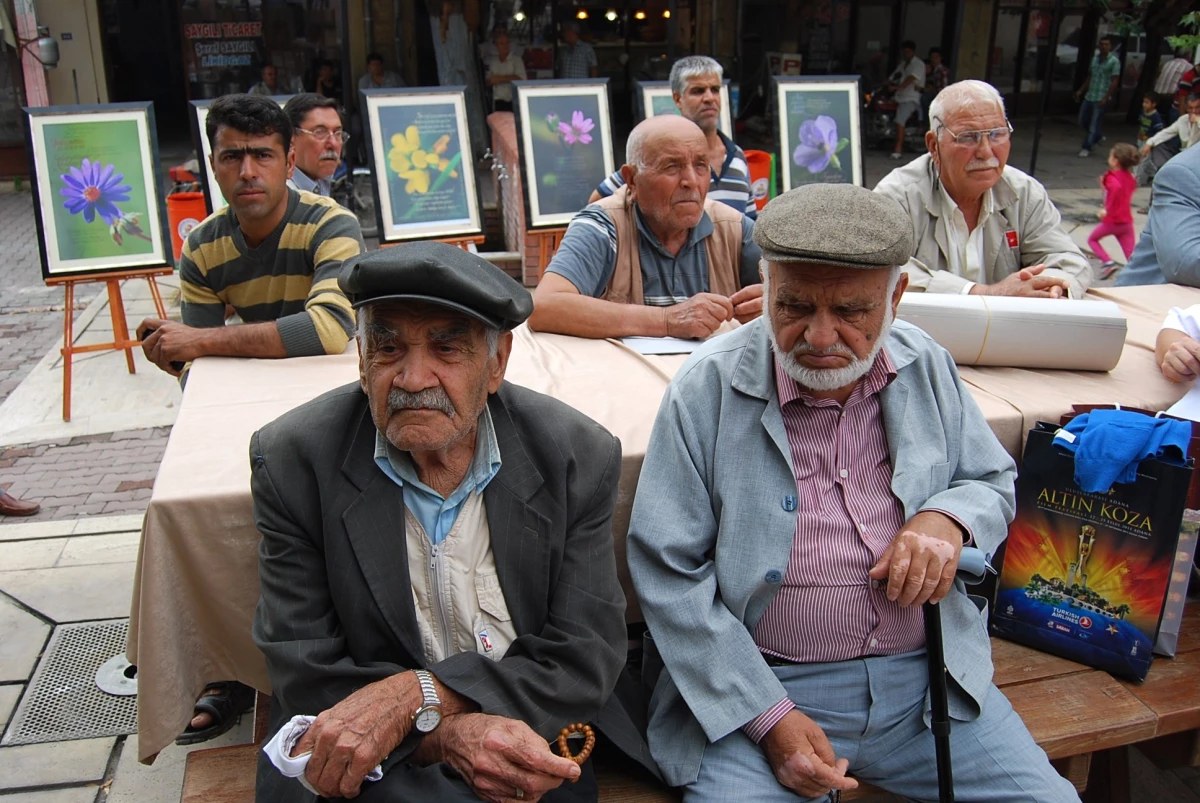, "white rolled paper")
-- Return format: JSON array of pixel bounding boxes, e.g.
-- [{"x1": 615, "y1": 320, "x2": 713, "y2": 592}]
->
[{"x1": 897, "y1": 294, "x2": 1127, "y2": 371}]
